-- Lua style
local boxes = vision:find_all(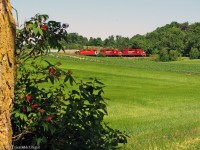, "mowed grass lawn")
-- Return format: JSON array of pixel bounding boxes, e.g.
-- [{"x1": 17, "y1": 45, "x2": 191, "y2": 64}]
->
[{"x1": 46, "y1": 54, "x2": 200, "y2": 149}]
